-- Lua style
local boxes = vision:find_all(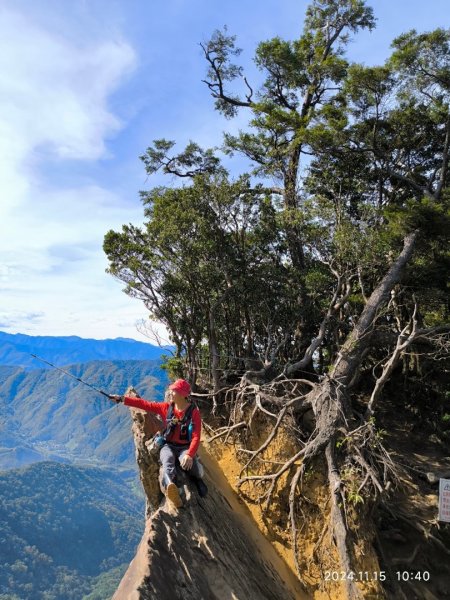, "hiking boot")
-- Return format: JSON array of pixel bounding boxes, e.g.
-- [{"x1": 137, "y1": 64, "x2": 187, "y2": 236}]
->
[
  {"x1": 194, "y1": 477, "x2": 208, "y2": 498},
  {"x1": 166, "y1": 482, "x2": 183, "y2": 508}
]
